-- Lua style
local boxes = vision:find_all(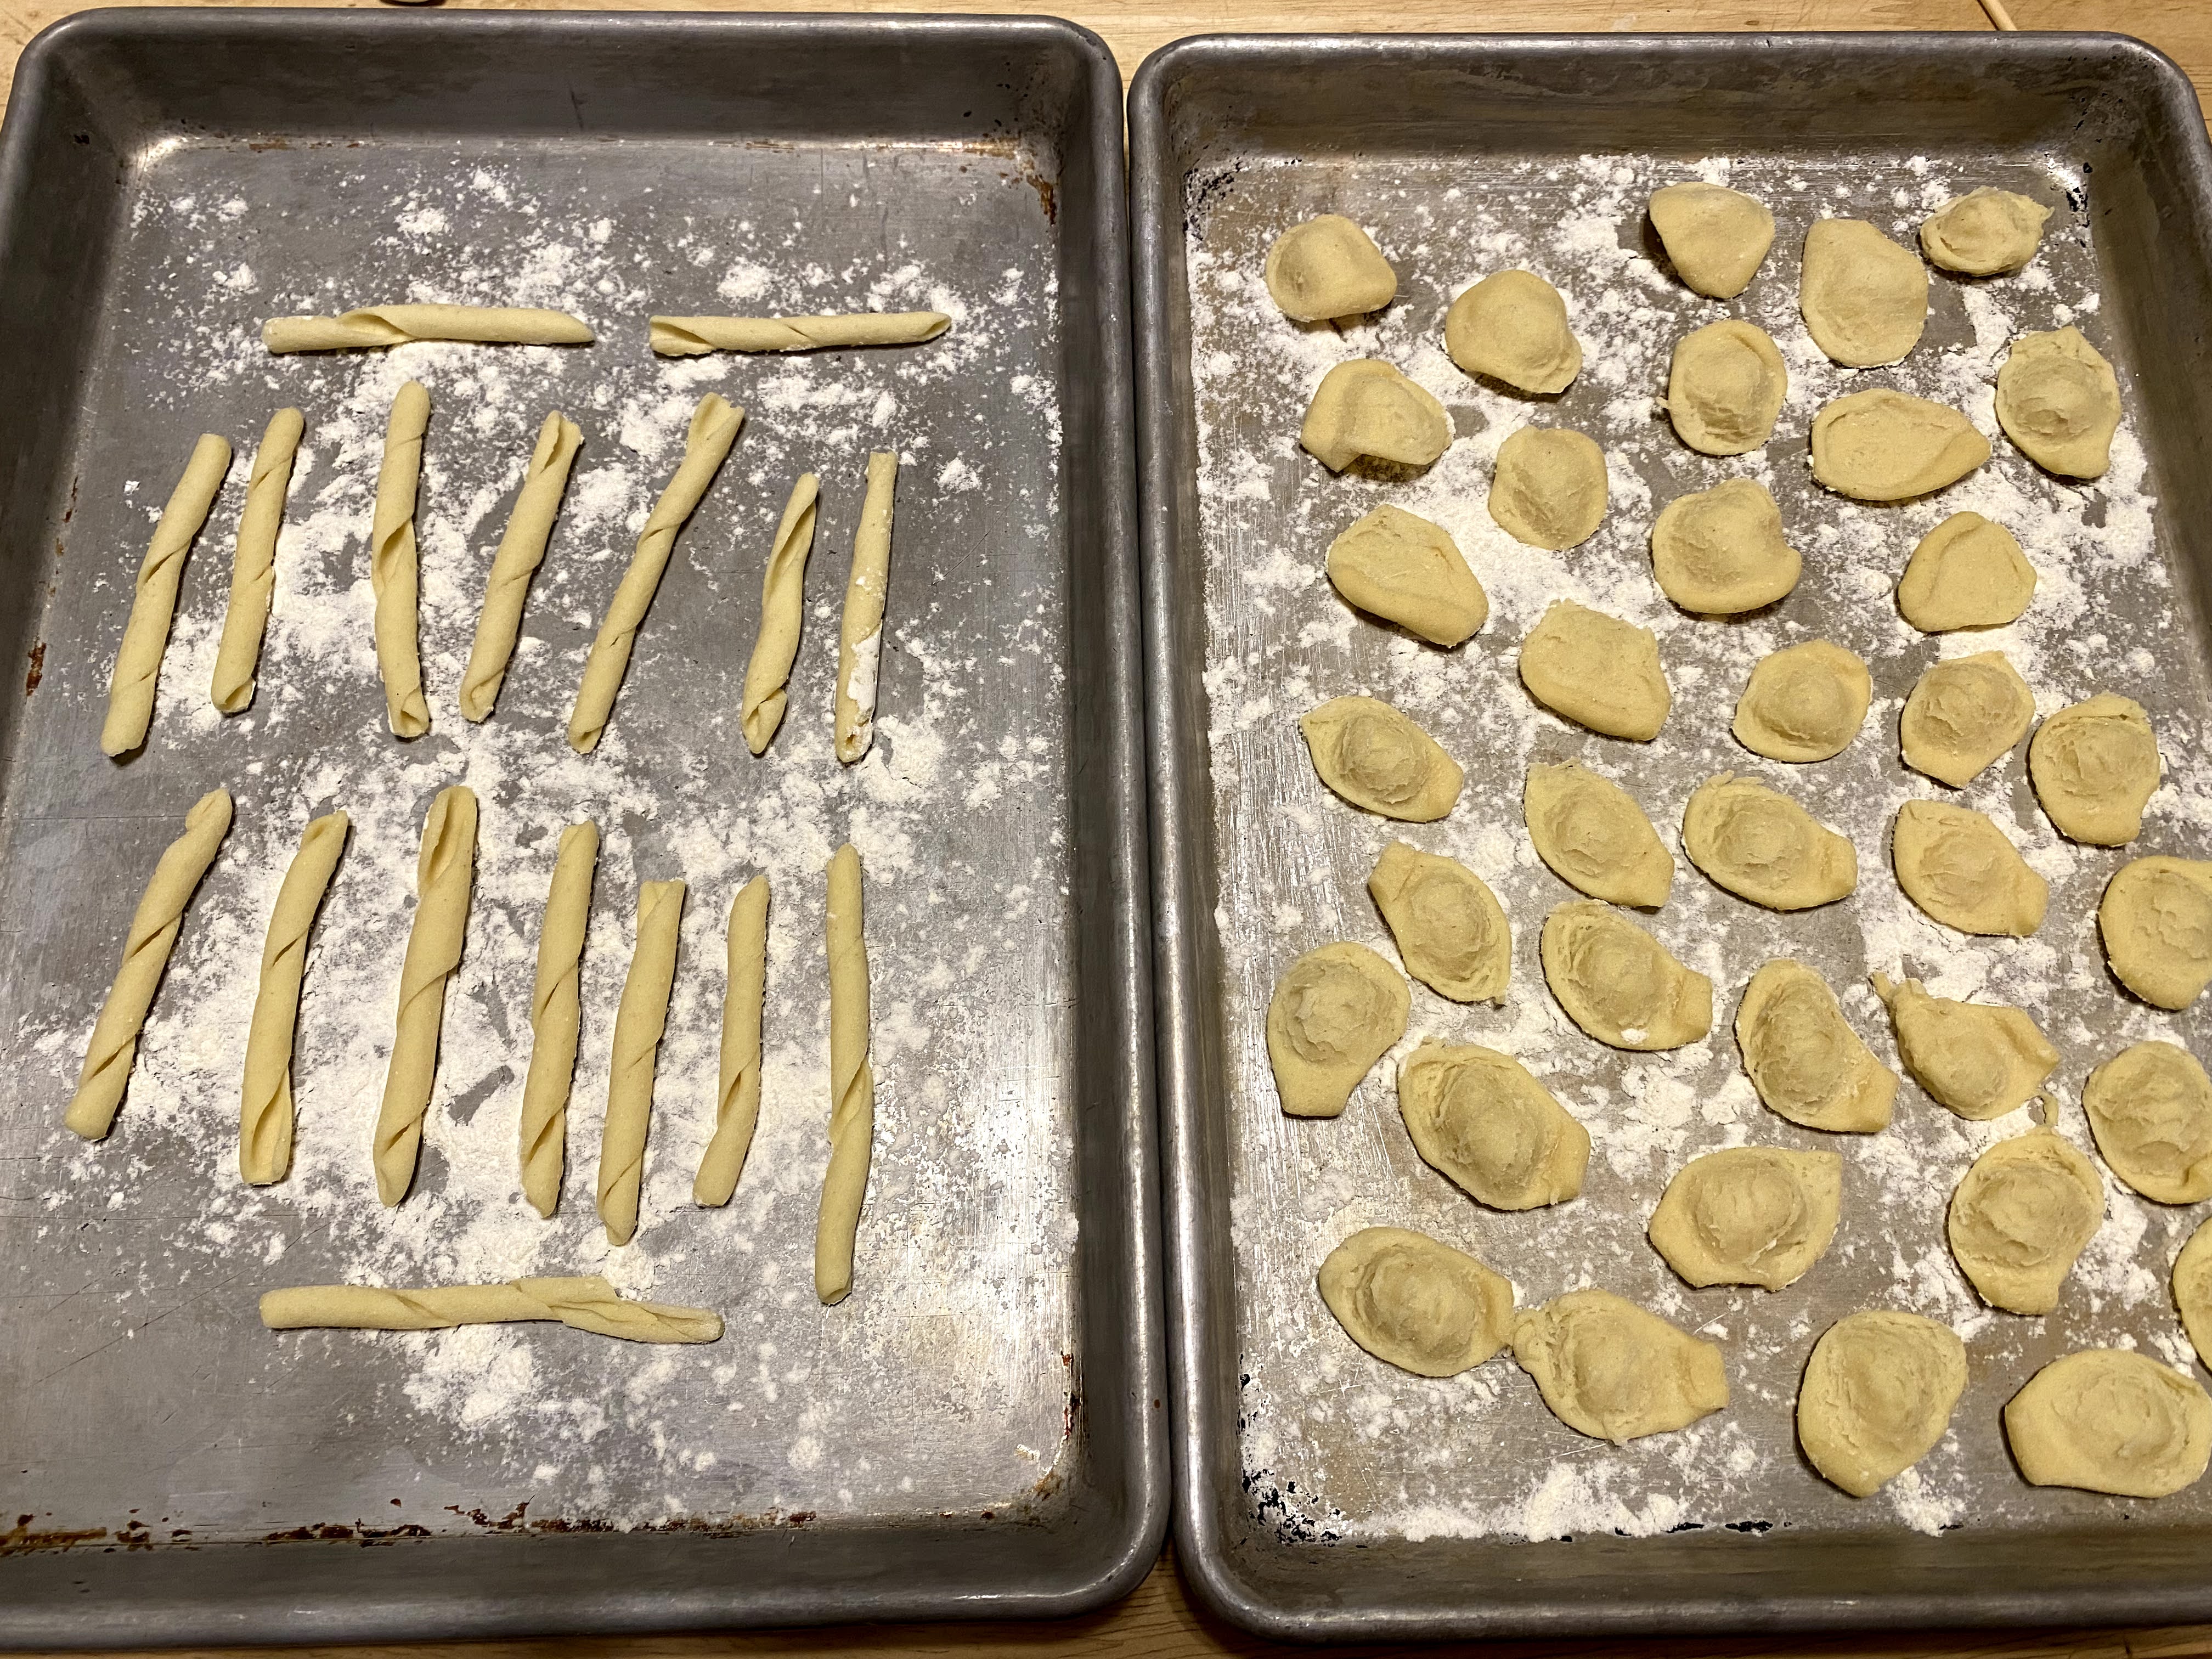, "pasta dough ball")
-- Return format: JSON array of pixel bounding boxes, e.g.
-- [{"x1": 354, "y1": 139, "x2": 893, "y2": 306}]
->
[
  {"x1": 1896, "y1": 512, "x2": 2036, "y2": 633},
  {"x1": 1647, "y1": 182, "x2": 1775, "y2": 300},
  {"x1": 1325, "y1": 504, "x2": 1488, "y2": 646},
  {"x1": 1264, "y1": 215, "x2": 1397, "y2": 321},
  {"x1": 1523, "y1": 760, "x2": 1674, "y2": 908},
  {"x1": 2174, "y1": 1218, "x2": 2212, "y2": 1370},
  {"x1": 1299, "y1": 695, "x2": 1464, "y2": 822},
  {"x1": 2083, "y1": 1040, "x2": 2212, "y2": 1204},
  {"x1": 1810, "y1": 390, "x2": 1991, "y2": 501},
  {"x1": 1396, "y1": 1039, "x2": 1589, "y2": 1210},
  {"x1": 1511, "y1": 1288, "x2": 1729, "y2": 1443},
  {"x1": 1736, "y1": 959, "x2": 1897, "y2": 1133},
  {"x1": 1872, "y1": 973, "x2": 2058, "y2": 1121},
  {"x1": 1893, "y1": 800, "x2": 2049, "y2": 937},
  {"x1": 1799, "y1": 218, "x2": 1929, "y2": 367},
  {"x1": 1518, "y1": 600, "x2": 1671, "y2": 742},
  {"x1": 1300, "y1": 360, "x2": 1452, "y2": 473},
  {"x1": 1650, "y1": 1146, "x2": 1842, "y2": 1291},
  {"x1": 1920, "y1": 188, "x2": 2052, "y2": 276},
  {"x1": 1683, "y1": 773, "x2": 1858, "y2": 912},
  {"x1": 1733, "y1": 641, "x2": 1871, "y2": 764},
  {"x1": 1316, "y1": 1226, "x2": 1514, "y2": 1378},
  {"x1": 1540, "y1": 900, "x2": 1712, "y2": 1051},
  {"x1": 2029, "y1": 693, "x2": 2160, "y2": 846},
  {"x1": 2098, "y1": 856, "x2": 2212, "y2": 1009},
  {"x1": 1367, "y1": 840, "x2": 1510, "y2": 1003},
  {"x1": 1900, "y1": 651, "x2": 2035, "y2": 787},
  {"x1": 1798, "y1": 1311, "x2": 1968, "y2": 1498},
  {"x1": 1444, "y1": 270, "x2": 1583, "y2": 394},
  {"x1": 1995, "y1": 326, "x2": 2121, "y2": 479},
  {"x1": 1650, "y1": 478, "x2": 1801, "y2": 615},
  {"x1": 1488, "y1": 427, "x2": 1608, "y2": 551},
  {"x1": 2005, "y1": 1350, "x2": 2212, "y2": 1499},
  {"x1": 1265, "y1": 941, "x2": 1409, "y2": 1118},
  {"x1": 1948, "y1": 1127, "x2": 2103, "y2": 1314},
  {"x1": 1666, "y1": 320, "x2": 1787, "y2": 455}
]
